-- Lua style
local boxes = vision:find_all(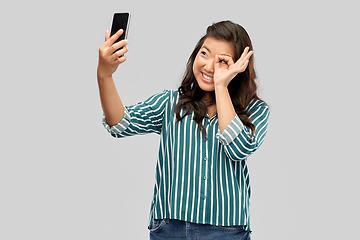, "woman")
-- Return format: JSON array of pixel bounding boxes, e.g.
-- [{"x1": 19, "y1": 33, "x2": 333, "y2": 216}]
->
[{"x1": 97, "y1": 20, "x2": 269, "y2": 240}]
